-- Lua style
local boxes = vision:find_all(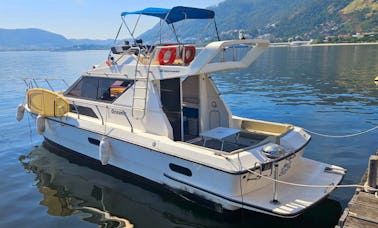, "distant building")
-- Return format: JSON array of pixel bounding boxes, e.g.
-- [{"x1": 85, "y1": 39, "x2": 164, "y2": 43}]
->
[
  {"x1": 352, "y1": 33, "x2": 364, "y2": 38},
  {"x1": 289, "y1": 40, "x2": 313, "y2": 46}
]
